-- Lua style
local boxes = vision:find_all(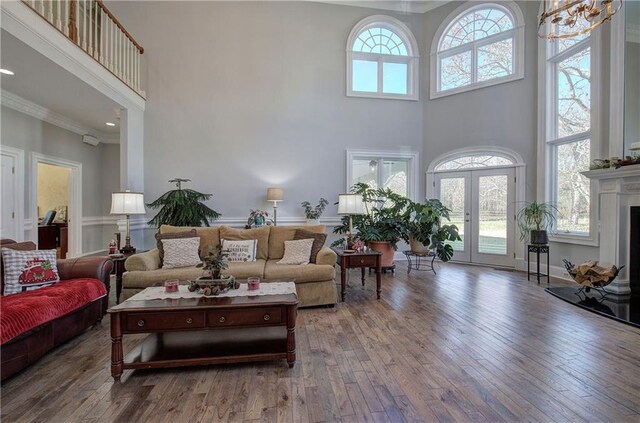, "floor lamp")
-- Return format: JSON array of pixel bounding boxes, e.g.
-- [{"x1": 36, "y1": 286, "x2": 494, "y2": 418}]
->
[
  {"x1": 110, "y1": 191, "x2": 145, "y2": 253},
  {"x1": 337, "y1": 193, "x2": 364, "y2": 249},
  {"x1": 267, "y1": 188, "x2": 284, "y2": 226}
]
